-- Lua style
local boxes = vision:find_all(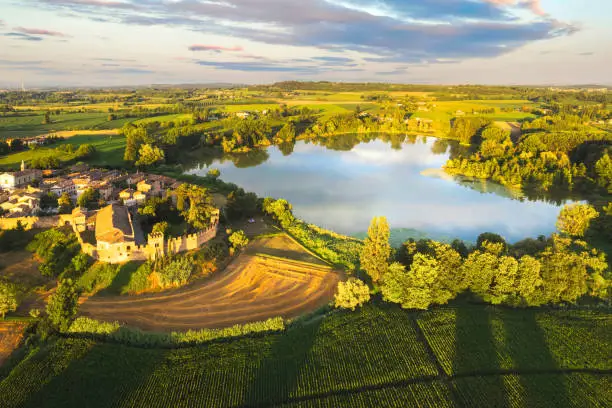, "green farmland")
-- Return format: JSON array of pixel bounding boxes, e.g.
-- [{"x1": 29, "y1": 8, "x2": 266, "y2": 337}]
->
[
  {"x1": 1, "y1": 304, "x2": 609, "y2": 408},
  {"x1": 0, "y1": 134, "x2": 126, "y2": 169},
  {"x1": 0, "y1": 112, "x2": 133, "y2": 140}
]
